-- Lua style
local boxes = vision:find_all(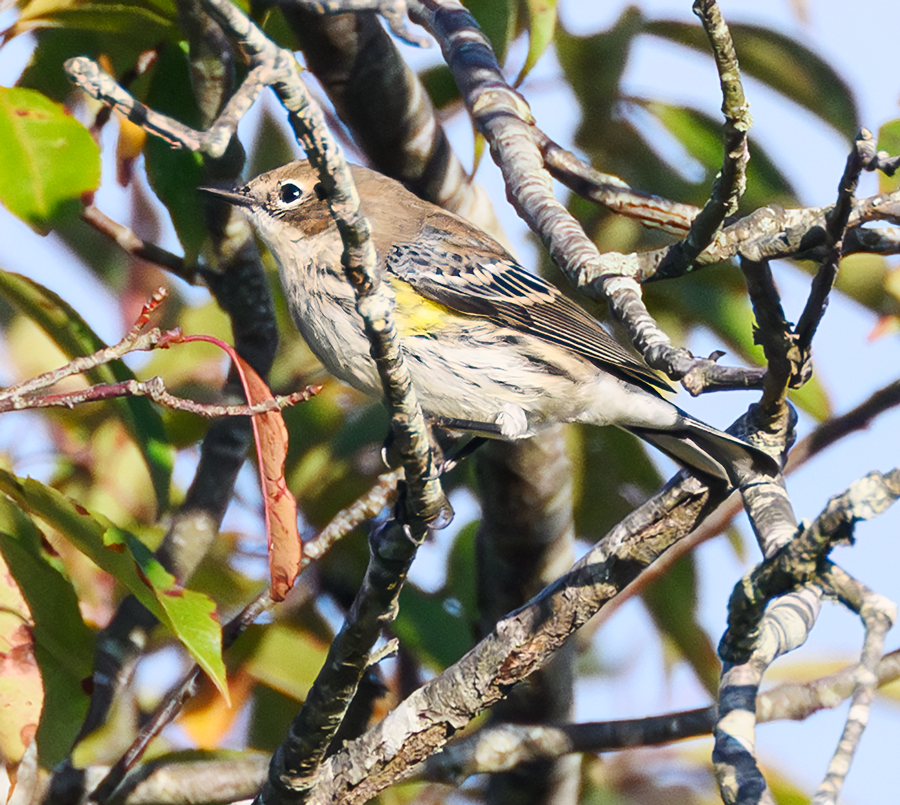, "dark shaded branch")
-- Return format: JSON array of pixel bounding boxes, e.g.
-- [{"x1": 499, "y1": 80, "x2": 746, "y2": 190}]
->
[
  {"x1": 422, "y1": 709, "x2": 715, "y2": 783},
  {"x1": 284, "y1": 0, "x2": 429, "y2": 46},
  {"x1": 259, "y1": 518, "x2": 427, "y2": 804},
  {"x1": 740, "y1": 259, "x2": 799, "y2": 412},
  {"x1": 475, "y1": 431, "x2": 579, "y2": 805},
  {"x1": 796, "y1": 130, "x2": 875, "y2": 356},
  {"x1": 80, "y1": 205, "x2": 195, "y2": 282},
  {"x1": 282, "y1": 6, "x2": 500, "y2": 228}
]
